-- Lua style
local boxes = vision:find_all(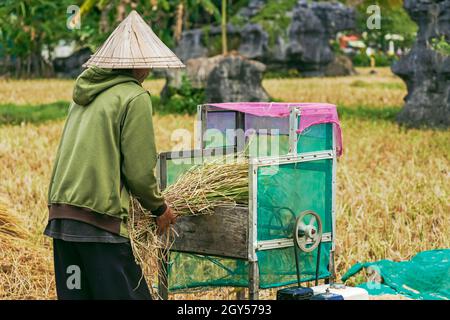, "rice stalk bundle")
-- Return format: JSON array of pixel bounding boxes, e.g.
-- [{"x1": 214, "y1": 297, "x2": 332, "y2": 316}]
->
[
  {"x1": 127, "y1": 199, "x2": 166, "y2": 298},
  {"x1": 162, "y1": 159, "x2": 249, "y2": 216},
  {"x1": 128, "y1": 157, "x2": 249, "y2": 297},
  {"x1": 0, "y1": 197, "x2": 29, "y2": 241}
]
